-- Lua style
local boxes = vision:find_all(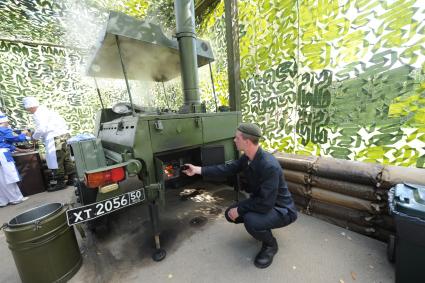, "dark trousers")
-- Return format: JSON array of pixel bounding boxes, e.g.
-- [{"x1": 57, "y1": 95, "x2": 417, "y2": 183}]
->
[
  {"x1": 54, "y1": 134, "x2": 75, "y2": 179},
  {"x1": 225, "y1": 203, "x2": 296, "y2": 246}
]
